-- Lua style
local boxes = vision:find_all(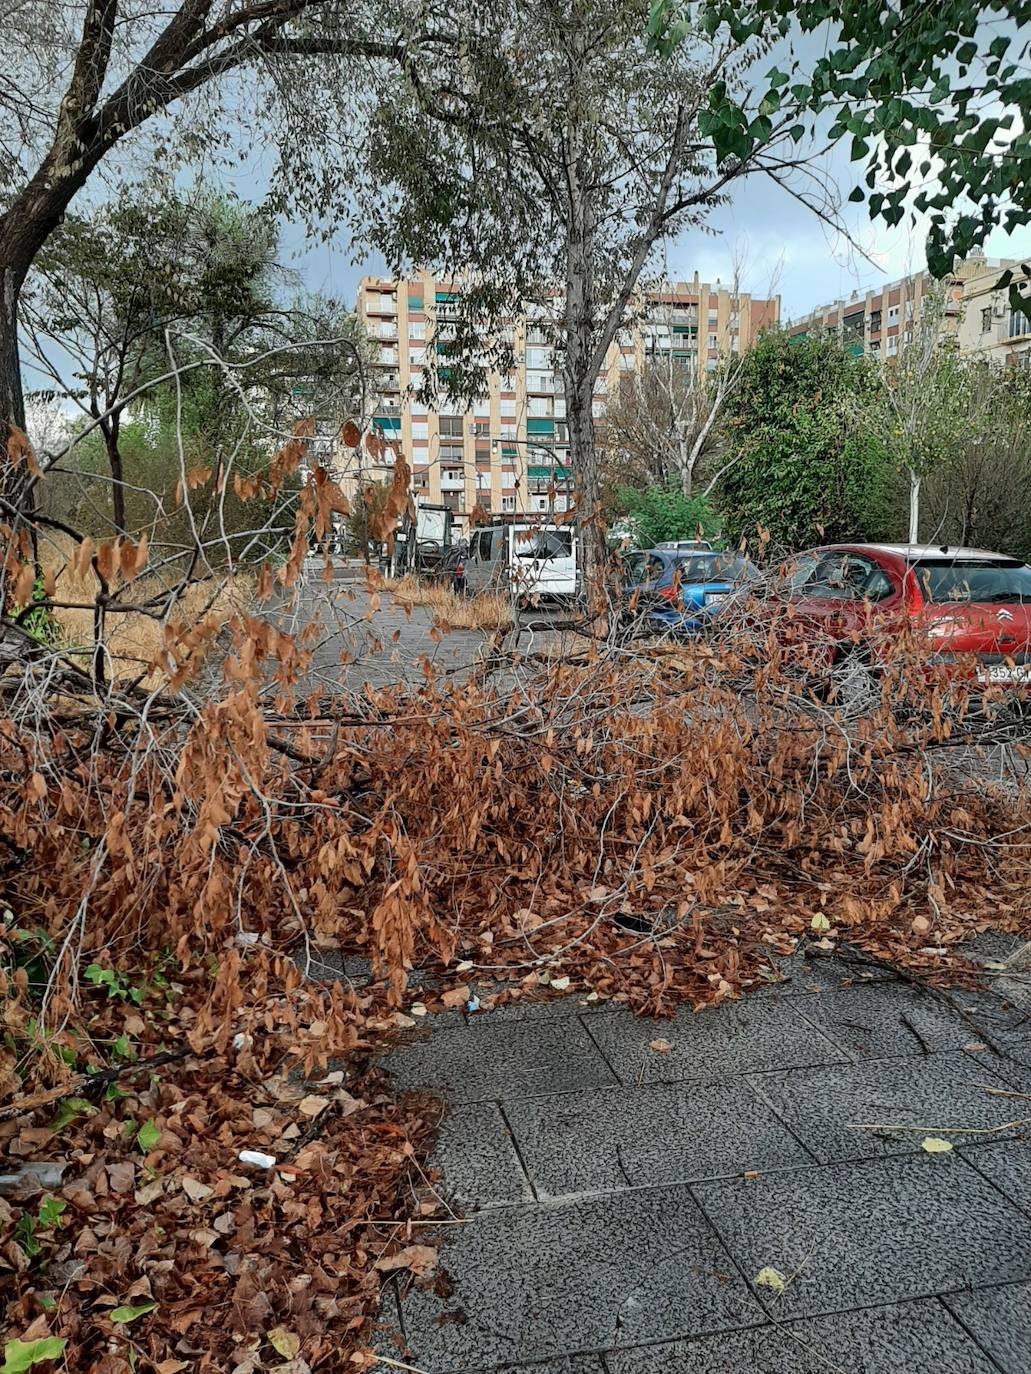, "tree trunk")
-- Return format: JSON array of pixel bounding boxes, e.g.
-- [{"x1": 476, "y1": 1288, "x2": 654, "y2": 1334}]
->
[
  {"x1": 0, "y1": 140, "x2": 110, "y2": 491},
  {"x1": 908, "y1": 468, "x2": 920, "y2": 544},
  {"x1": 102, "y1": 413, "x2": 127, "y2": 534}
]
